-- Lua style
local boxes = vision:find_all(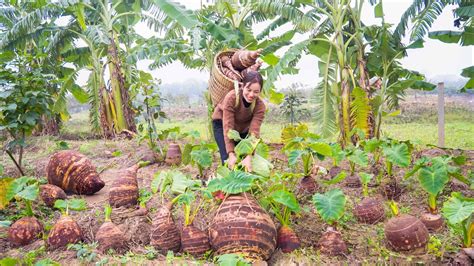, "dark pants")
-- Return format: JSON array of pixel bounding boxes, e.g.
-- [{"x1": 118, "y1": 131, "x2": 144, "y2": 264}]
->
[{"x1": 212, "y1": 119, "x2": 248, "y2": 165}]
